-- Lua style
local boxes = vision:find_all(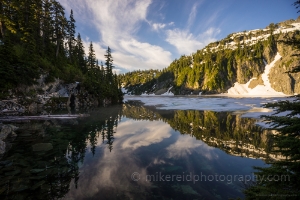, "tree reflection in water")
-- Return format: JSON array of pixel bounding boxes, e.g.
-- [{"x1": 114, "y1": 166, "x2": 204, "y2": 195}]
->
[
  {"x1": 123, "y1": 102, "x2": 280, "y2": 161},
  {"x1": 0, "y1": 106, "x2": 122, "y2": 199},
  {"x1": 0, "y1": 103, "x2": 280, "y2": 199}
]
